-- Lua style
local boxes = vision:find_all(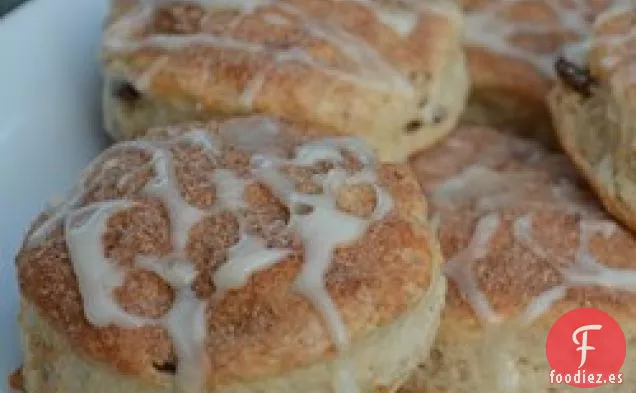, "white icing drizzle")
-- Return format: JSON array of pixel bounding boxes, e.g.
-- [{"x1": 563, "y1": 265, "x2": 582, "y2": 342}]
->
[
  {"x1": 262, "y1": 12, "x2": 291, "y2": 26},
  {"x1": 218, "y1": 116, "x2": 289, "y2": 156},
  {"x1": 425, "y1": 131, "x2": 636, "y2": 391},
  {"x1": 27, "y1": 192, "x2": 82, "y2": 248},
  {"x1": 464, "y1": 0, "x2": 605, "y2": 76},
  {"x1": 213, "y1": 234, "x2": 290, "y2": 293},
  {"x1": 511, "y1": 213, "x2": 636, "y2": 325},
  {"x1": 193, "y1": 0, "x2": 271, "y2": 13},
  {"x1": 564, "y1": 220, "x2": 636, "y2": 290},
  {"x1": 518, "y1": 285, "x2": 568, "y2": 326},
  {"x1": 562, "y1": 38, "x2": 592, "y2": 68},
  {"x1": 27, "y1": 141, "x2": 156, "y2": 248},
  {"x1": 444, "y1": 213, "x2": 502, "y2": 324},
  {"x1": 250, "y1": 136, "x2": 393, "y2": 393},
  {"x1": 65, "y1": 201, "x2": 150, "y2": 328},
  {"x1": 428, "y1": 134, "x2": 636, "y2": 327},
  {"x1": 429, "y1": 211, "x2": 442, "y2": 236},
  {"x1": 163, "y1": 289, "x2": 208, "y2": 393},
  {"x1": 278, "y1": 2, "x2": 414, "y2": 92},
  {"x1": 103, "y1": 0, "x2": 422, "y2": 105},
  {"x1": 430, "y1": 164, "x2": 537, "y2": 213},
  {"x1": 145, "y1": 147, "x2": 206, "y2": 251},
  {"x1": 417, "y1": 0, "x2": 464, "y2": 27},
  {"x1": 348, "y1": 0, "x2": 420, "y2": 36},
  {"x1": 589, "y1": 0, "x2": 636, "y2": 87},
  {"x1": 212, "y1": 169, "x2": 251, "y2": 210},
  {"x1": 430, "y1": 161, "x2": 600, "y2": 217},
  {"x1": 595, "y1": 0, "x2": 635, "y2": 27},
  {"x1": 333, "y1": 358, "x2": 361, "y2": 393},
  {"x1": 137, "y1": 256, "x2": 199, "y2": 287},
  {"x1": 135, "y1": 55, "x2": 170, "y2": 91},
  {"x1": 55, "y1": 134, "x2": 223, "y2": 393},
  {"x1": 374, "y1": 8, "x2": 419, "y2": 36},
  {"x1": 27, "y1": 118, "x2": 393, "y2": 393},
  {"x1": 512, "y1": 213, "x2": 548, "y2": 260},
  {"x1": 291, "y1": 195, "x2": 367, "y2": 348}
]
